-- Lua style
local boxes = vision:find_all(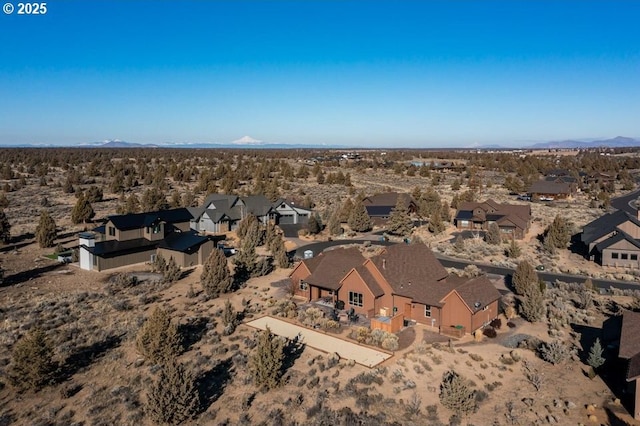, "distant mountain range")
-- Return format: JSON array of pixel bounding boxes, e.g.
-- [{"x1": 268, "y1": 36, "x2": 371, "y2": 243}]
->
[
  {"x1": 524, "y1": 136, "x2": 640, "y2": 149},
  {"x1": 75, "y1": 138, "x2": 347, "y2": 149},
  {"x1": 2, "y1": 136, "x2": 640, "y2": 150}
]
